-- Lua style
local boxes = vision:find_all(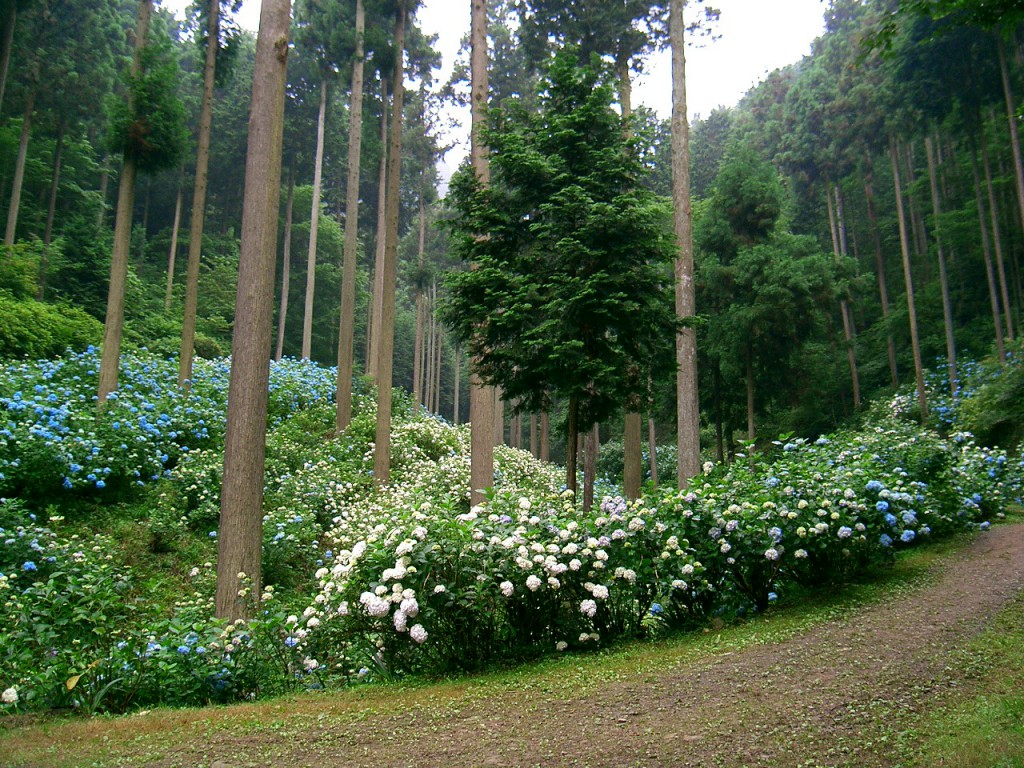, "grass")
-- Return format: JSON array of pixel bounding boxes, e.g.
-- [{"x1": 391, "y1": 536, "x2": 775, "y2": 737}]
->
[{"x1": 0, "y1": 529, "x2": 989, "y2": 768}]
